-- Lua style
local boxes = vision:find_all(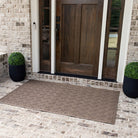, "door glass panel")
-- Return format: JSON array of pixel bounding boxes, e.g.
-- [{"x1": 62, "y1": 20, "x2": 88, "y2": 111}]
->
[
  {"x1": 42, "y1": 28, "x2": 50, "y2": 60},
  {"x1": 42, "y1": 42, "x2": 50, "y2": 60},
  {"x1": 107, "y1": 33, "x2": 118, "y2": 67},
  {"x1": 43, "y1": 9, "x2": 49, "y2": 25},
  {"x1": 44, "y1": 0, "x2": 49, "y2": 7},
  {"x1": 40, "y1": 0, "x2": 51, "y2": 71},
  {"x1": 106, "y1": 0, "x2": 121, "y2": 67},
  {"x1": 112, "y1": 0, "x2": 121, "y2": 8},
  {"x1": 41, "y1": 0, "x2": 50, "y2": 60}
]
